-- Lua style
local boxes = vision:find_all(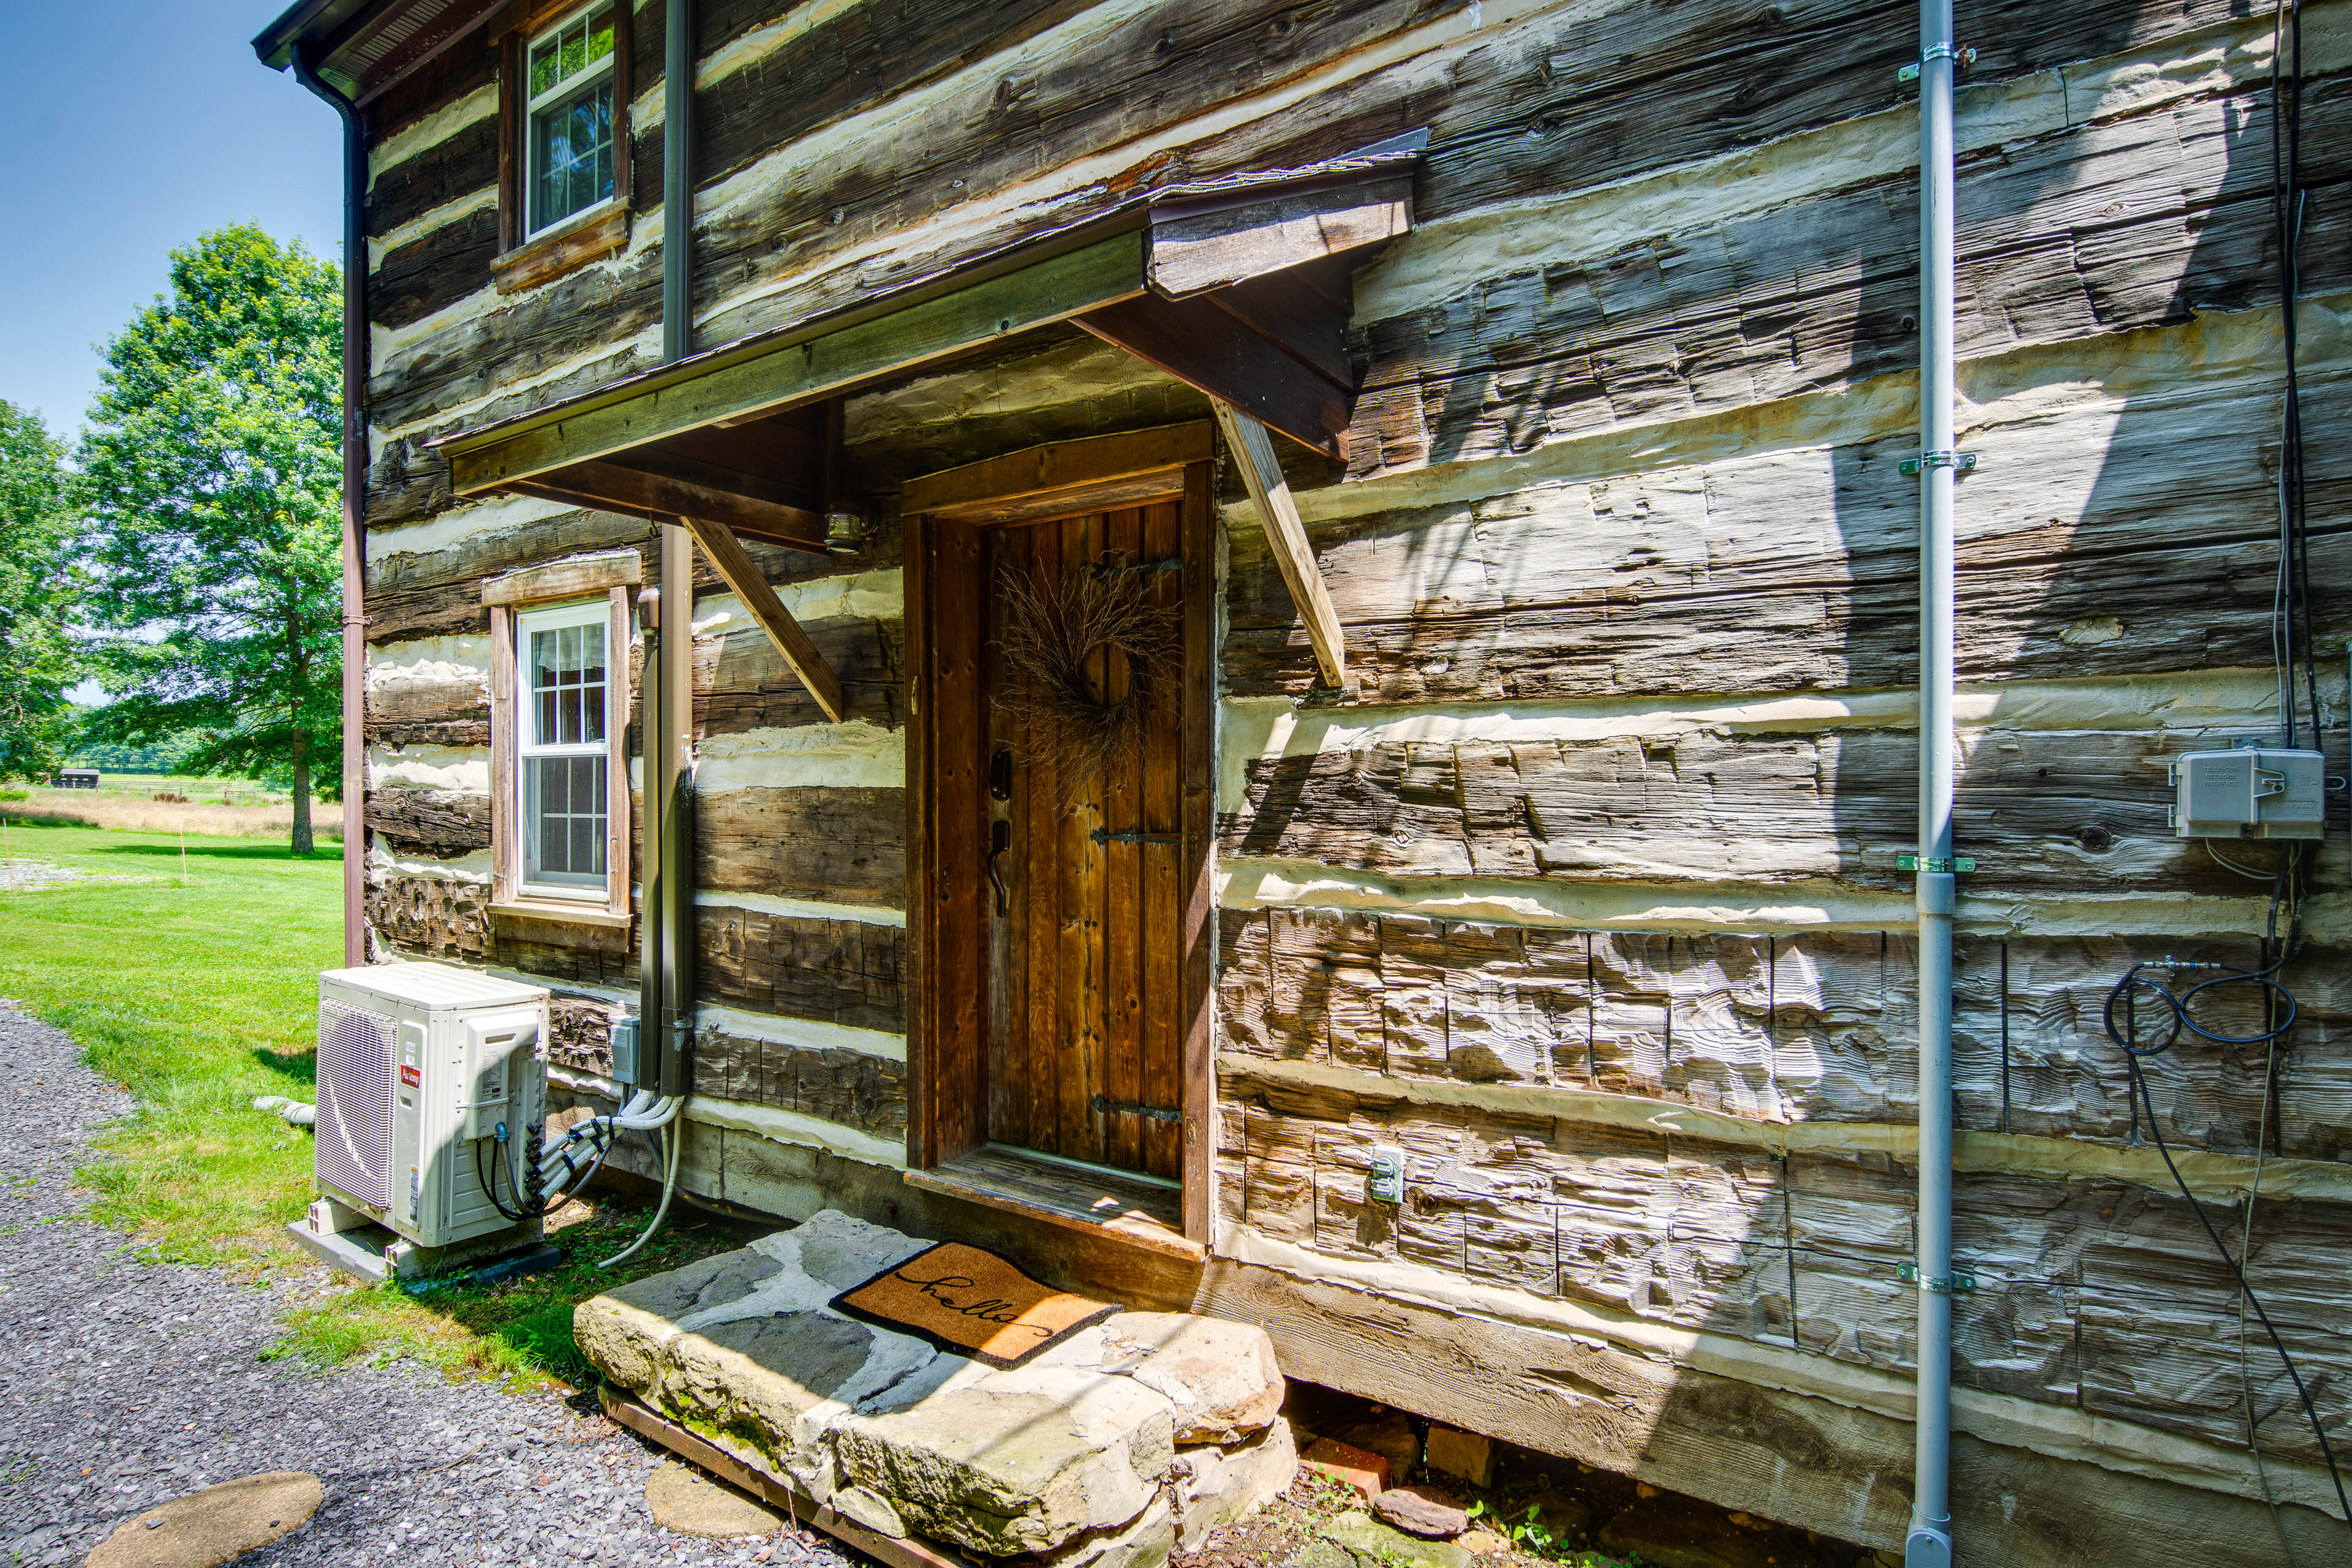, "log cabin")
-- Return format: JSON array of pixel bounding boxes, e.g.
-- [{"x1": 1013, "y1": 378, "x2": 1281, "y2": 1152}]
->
[{"x1": 252, "y1": 0, "x2": 2352, "y2": 1560}]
